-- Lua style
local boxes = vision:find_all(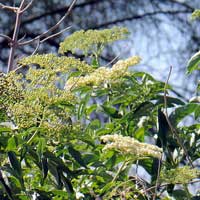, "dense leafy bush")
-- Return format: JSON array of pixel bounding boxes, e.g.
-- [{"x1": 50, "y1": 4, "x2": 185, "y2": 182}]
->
[{"x1": 0, "y1": 26, "x2": 199, "y2": 200}]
